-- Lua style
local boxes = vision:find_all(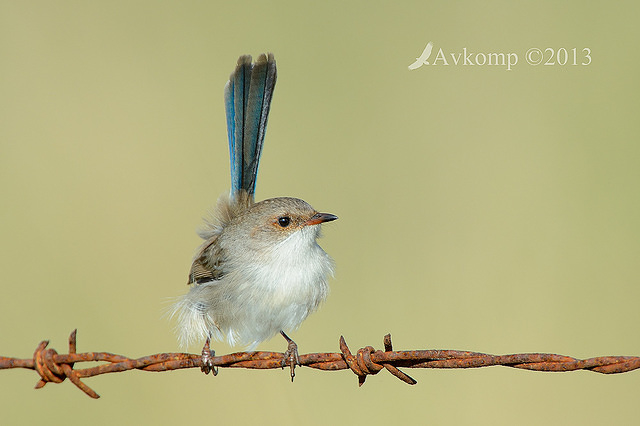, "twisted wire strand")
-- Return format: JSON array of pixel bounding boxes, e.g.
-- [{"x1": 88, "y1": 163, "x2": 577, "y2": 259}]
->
[{"x1": 1, "y1": 330, "x2": 638, "y2": 398}]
